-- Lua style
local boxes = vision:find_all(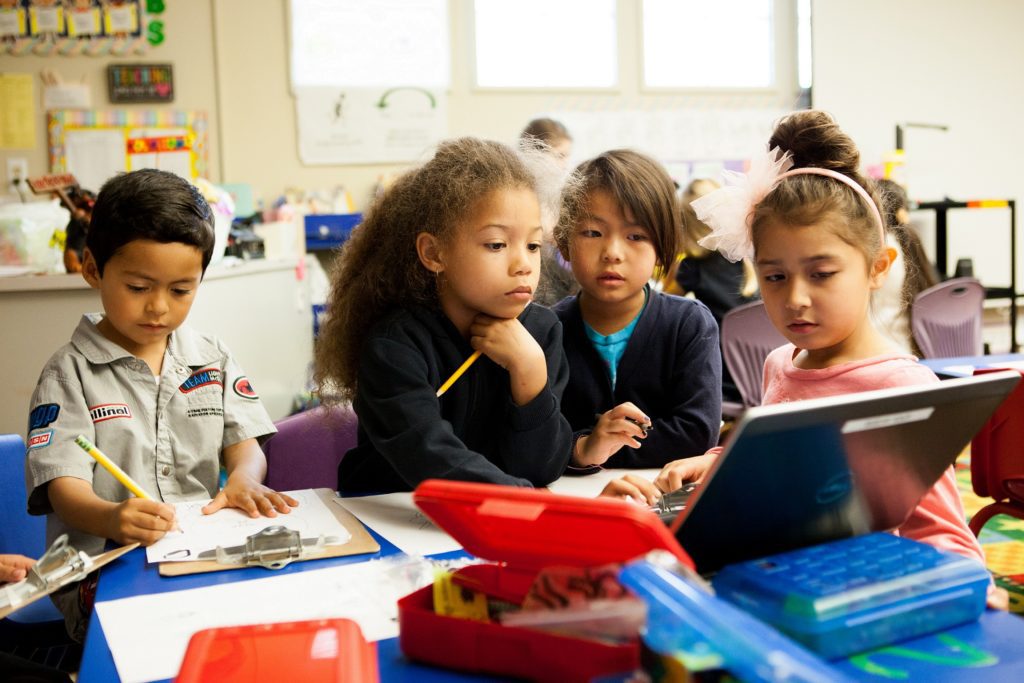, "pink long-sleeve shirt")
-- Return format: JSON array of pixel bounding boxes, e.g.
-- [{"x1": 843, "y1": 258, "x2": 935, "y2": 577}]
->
[{"x1": 759, "y1": 344, "x2": 985, "y2": 564}]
